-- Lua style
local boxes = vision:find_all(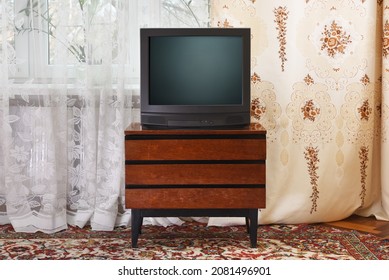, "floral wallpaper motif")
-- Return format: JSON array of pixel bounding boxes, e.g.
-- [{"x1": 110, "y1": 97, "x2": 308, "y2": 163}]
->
[
  {"x1": 304, "y1": 146, "x2": 320, "y2": 214},
  {"x1": 251, "y1": 97, "x2": 266, "y2": 121},
  {"x1": 286, "y1": 77, "x2": 336, "y2": 144},
  {"x1": 359, "y1": 146, "x2": 369, "y2": 207},
  {"x1": 301, "y1": 100, "x2": 321, "y2": 122},
  {"x1": 383, "y1": 3, "x2": 389, "y2": 146},
  {"x1": 250, "y1": 80, "x2": 282, "y2": 140},
  {"x1": 217, "y1": 18, "x2": 233, "y2": 28},
  {"x1": 320, "y1": 21, "x2": 352, "y2": 58},
  {"x1": 304, "y1": 74, "x2": 315, "y2": 85},
  {"x1": 251, "y1": 72, "x2": 261, "y2": 84},
  {"x1": 211, "y1": 0, "x2": 389, "y2": 222},
  {"x1": 273, "y1": 6, "x2": 289, "y2": 72},
  {"x1": 383, "y1": 20, "x2": 389, "y2": 59},
  {"x1": 298, "y1": 2, "x2": 365, "y2": 91},
  {"x1": 358, "y1": 100, "x2": 372, "y2": 121},
  {"x1": 341, "y1": 77, "x2": 379, "y2": 145}
]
